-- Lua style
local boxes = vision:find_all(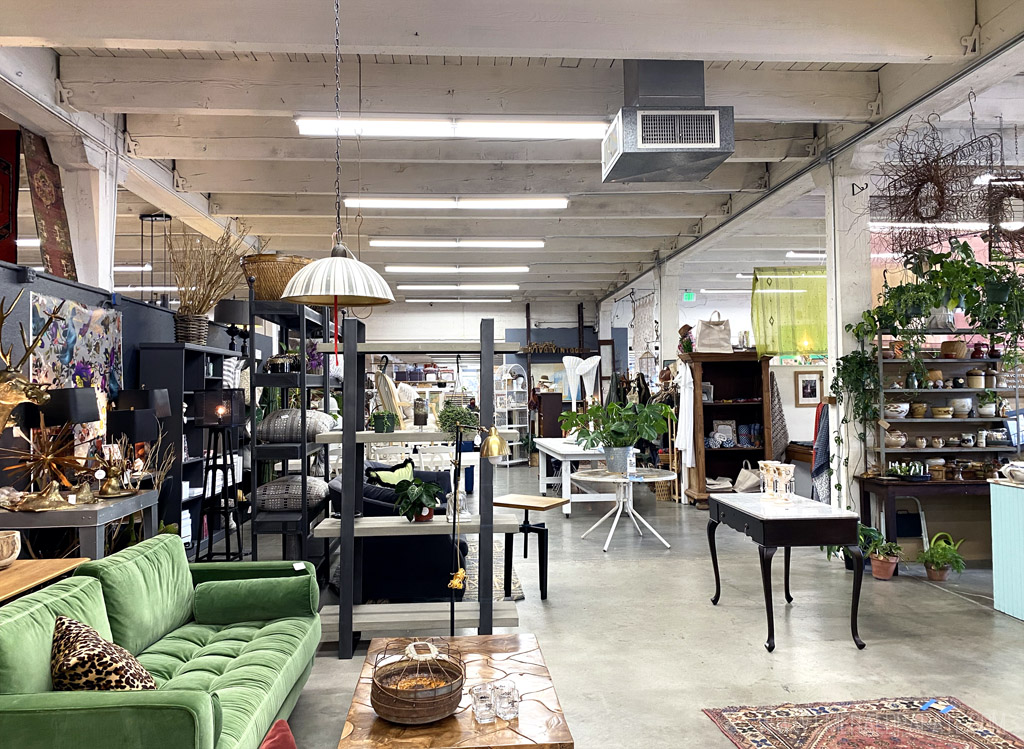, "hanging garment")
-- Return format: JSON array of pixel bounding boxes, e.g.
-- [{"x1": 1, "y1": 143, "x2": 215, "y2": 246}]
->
[
  {"x1": 769, "y1": 372, "x2": 789, "y2": 461},
  {"x1": 811, "y1": 402, "x2": 831, "y2": 503},
  {"x1": 674, "y1": 363, "x2": 696, "y2": 468}
]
